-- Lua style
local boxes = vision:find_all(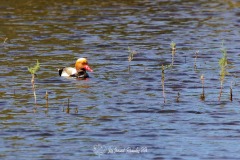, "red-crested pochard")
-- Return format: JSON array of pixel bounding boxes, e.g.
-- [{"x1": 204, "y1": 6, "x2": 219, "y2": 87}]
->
[{"x1": 58, "y1": 58, "x2": 93, "y2": 78}]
